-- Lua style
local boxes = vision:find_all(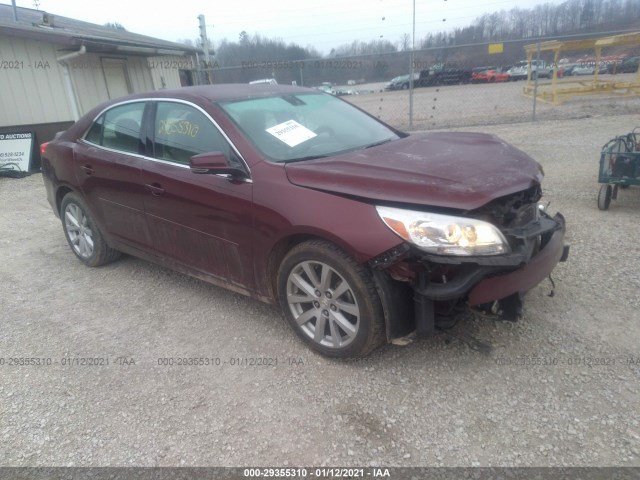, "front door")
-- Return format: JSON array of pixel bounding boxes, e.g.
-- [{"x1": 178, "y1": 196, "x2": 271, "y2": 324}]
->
[{"x1": 141, "y1": 101, "x2": 254, "y2": 287}]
